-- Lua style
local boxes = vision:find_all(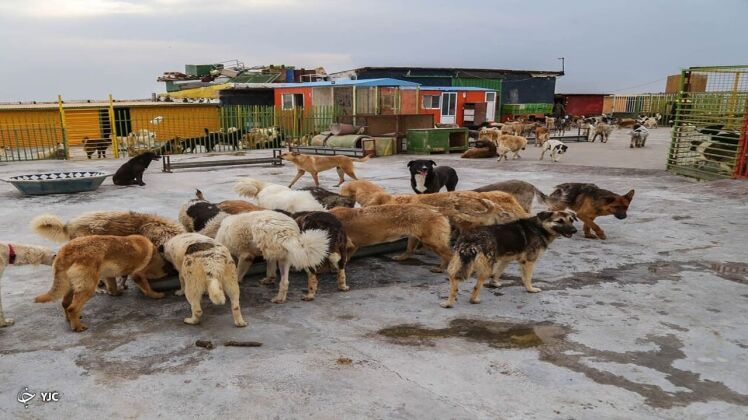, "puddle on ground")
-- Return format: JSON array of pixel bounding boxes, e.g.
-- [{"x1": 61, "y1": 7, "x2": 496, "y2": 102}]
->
[{"x1": 377, "y1": 318, "x2": 567, "y2": 349}]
